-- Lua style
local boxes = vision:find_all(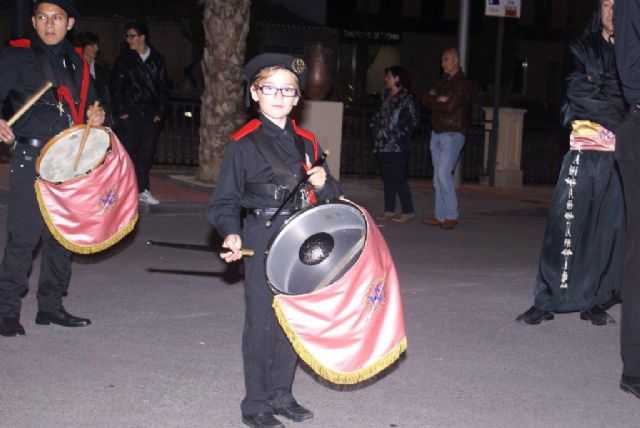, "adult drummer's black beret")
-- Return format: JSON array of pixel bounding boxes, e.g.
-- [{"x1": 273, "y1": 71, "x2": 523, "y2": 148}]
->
[
  {"x1": 243, "y1": 53, "x2": 308, "y2": 89},
  {"x1": 33, "y1": 0, "x2": 80, "y2": 18}
]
